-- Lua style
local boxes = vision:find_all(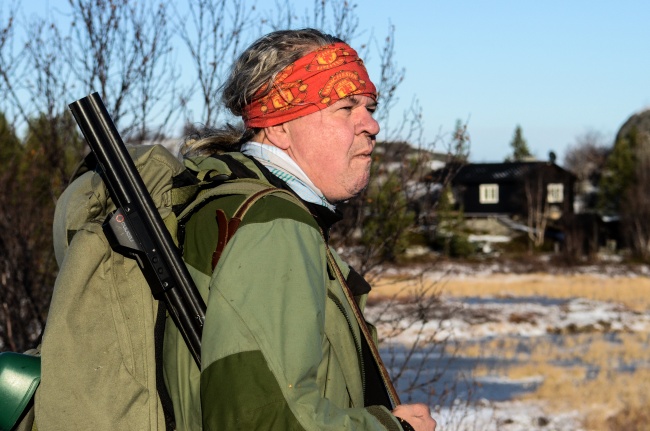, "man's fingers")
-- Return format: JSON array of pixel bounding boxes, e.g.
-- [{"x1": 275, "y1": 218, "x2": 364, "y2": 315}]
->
[{"x1": 392, "y1": 403, "x2": 436, "y2": 431}]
